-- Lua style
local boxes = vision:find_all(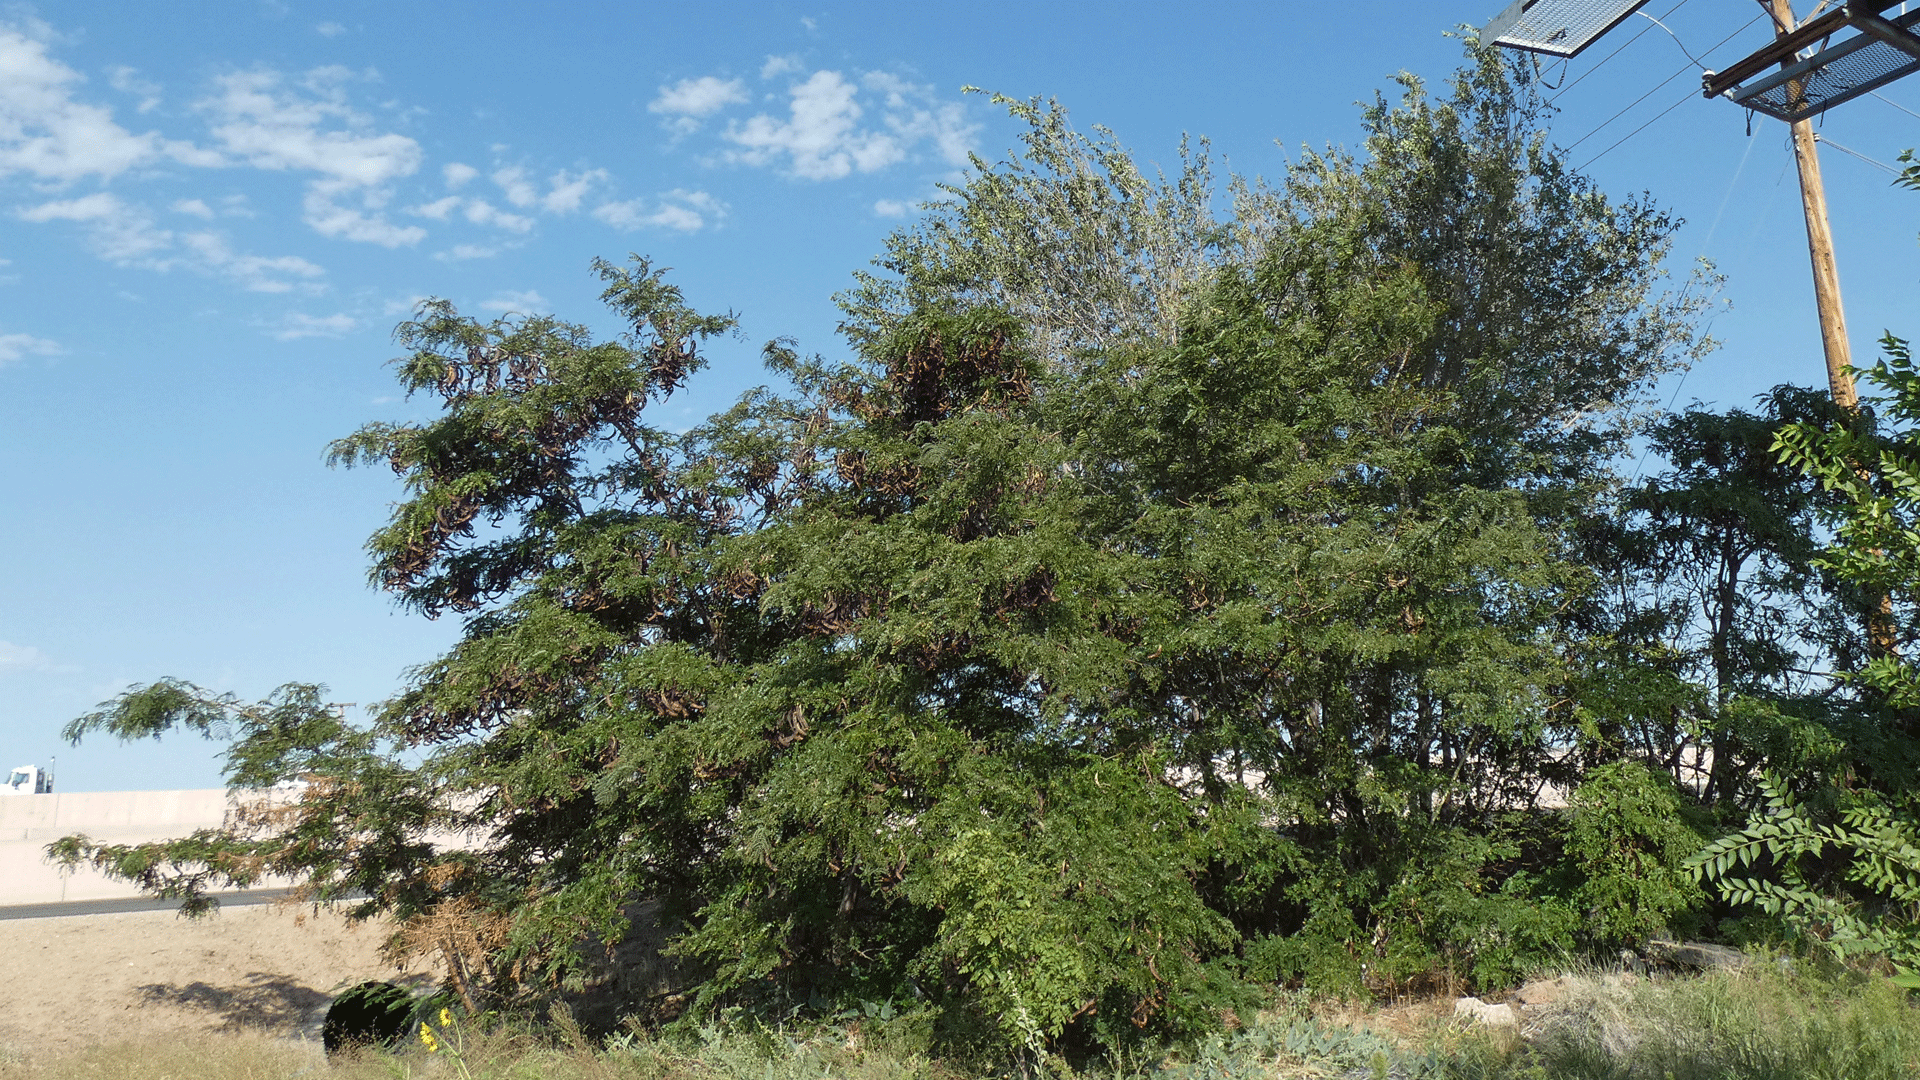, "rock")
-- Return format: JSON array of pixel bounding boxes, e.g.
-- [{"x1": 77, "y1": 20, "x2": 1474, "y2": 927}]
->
[
  {"x1": 1646, "y1": 939, "x2": 1751, "y2": 970},
  {"x1": 1511, "y1": 977, "x2": 1567, "y2": 1006},
  {"x1": 1453, "y1": 996, "x2": 1518, "y2": 1027}
]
